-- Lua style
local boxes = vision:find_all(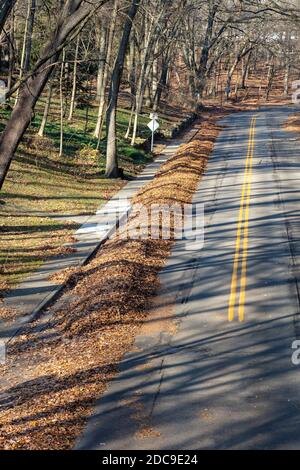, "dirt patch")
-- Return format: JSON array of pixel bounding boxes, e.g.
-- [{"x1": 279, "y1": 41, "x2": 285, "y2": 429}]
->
[
  {"x1": 0, "y1": 109, "x2": 227, "y2": 450},
  {"x1": 138, "y1": 292, "x2": 178, "y2": 337}
]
